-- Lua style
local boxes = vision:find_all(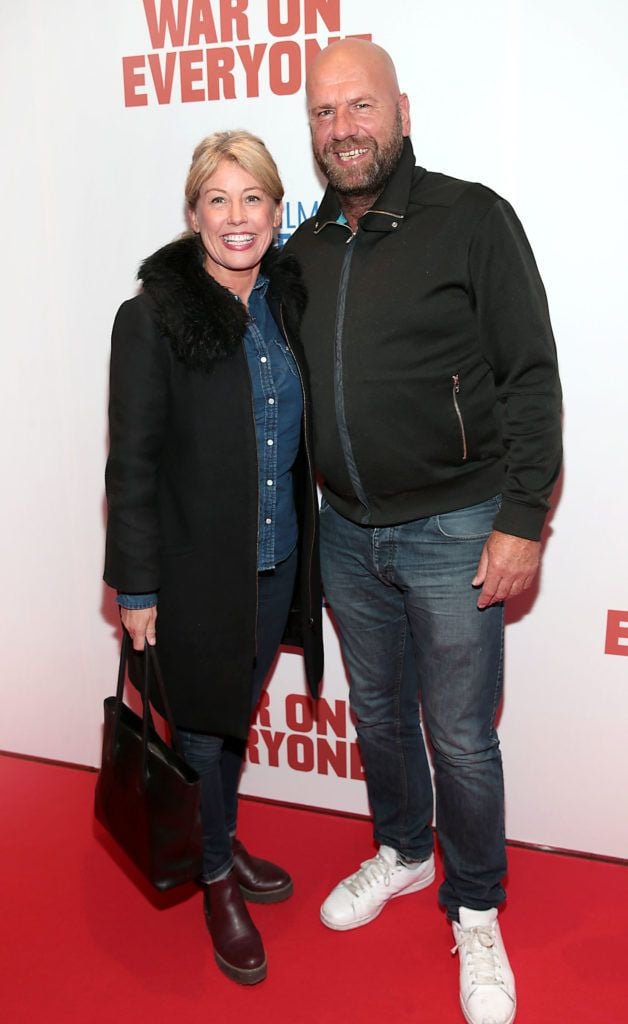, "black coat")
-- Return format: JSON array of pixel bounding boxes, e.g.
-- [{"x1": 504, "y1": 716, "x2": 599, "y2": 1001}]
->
[{"x1": 104, "y1": 235, "x2": 323, "y2": 739}]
